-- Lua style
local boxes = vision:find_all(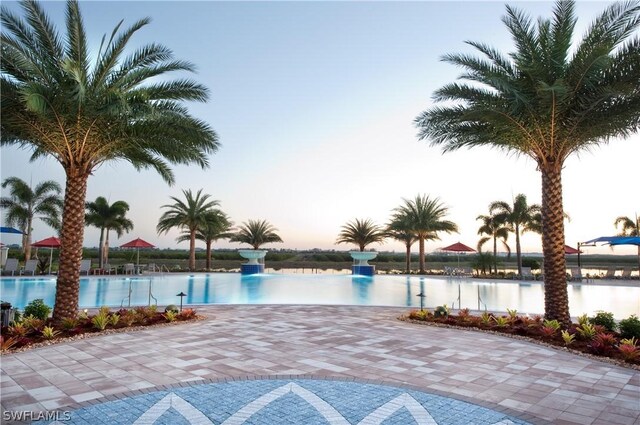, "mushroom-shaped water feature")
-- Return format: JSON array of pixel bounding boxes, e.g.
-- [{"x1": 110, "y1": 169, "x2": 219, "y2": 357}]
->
[
  {"x1": 350, "y1": 251, "x2": 378, "y2": 276},
  {"x1": 238, "y1": 250, "x2": 267, "y2": 275}
]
